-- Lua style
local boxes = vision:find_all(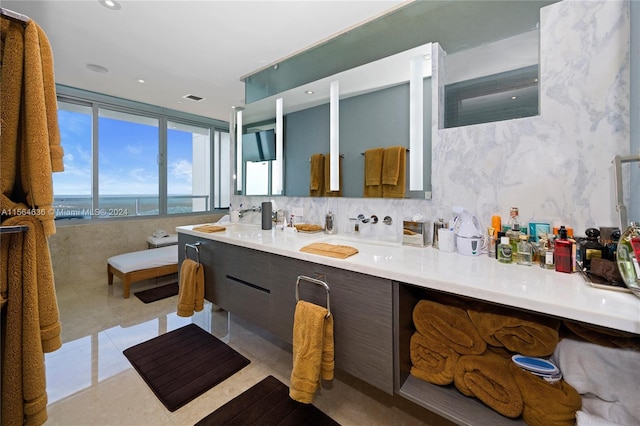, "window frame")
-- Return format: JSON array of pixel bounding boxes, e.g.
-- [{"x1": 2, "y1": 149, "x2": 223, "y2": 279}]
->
[{"x1": 54, "y1": 85, "x2": 230, "y2": 223}]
